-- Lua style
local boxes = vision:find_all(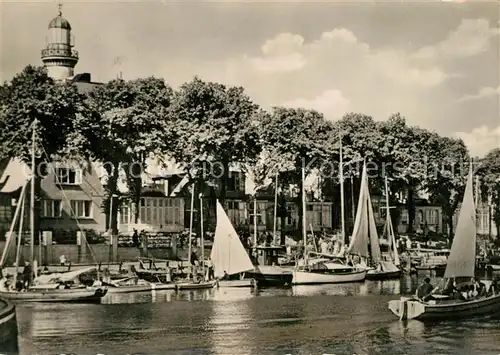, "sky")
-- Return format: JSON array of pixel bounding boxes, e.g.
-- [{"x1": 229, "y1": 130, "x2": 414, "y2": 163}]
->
[{"x1": 1, "y1": 0, "x2": 499, "y2": 160}]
